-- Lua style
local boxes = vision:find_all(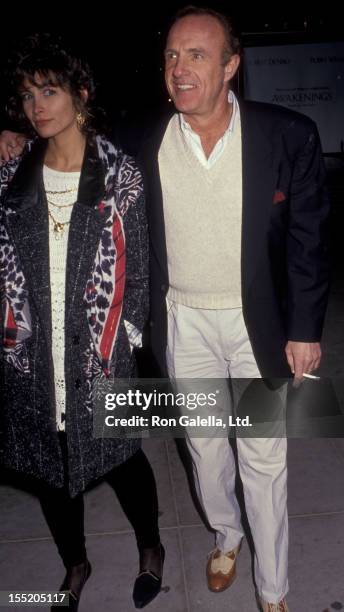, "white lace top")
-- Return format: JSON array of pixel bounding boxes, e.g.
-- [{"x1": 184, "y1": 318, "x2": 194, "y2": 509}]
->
[{"x1": 43, "y1": 165, "x2": 80, "y2": 431}]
